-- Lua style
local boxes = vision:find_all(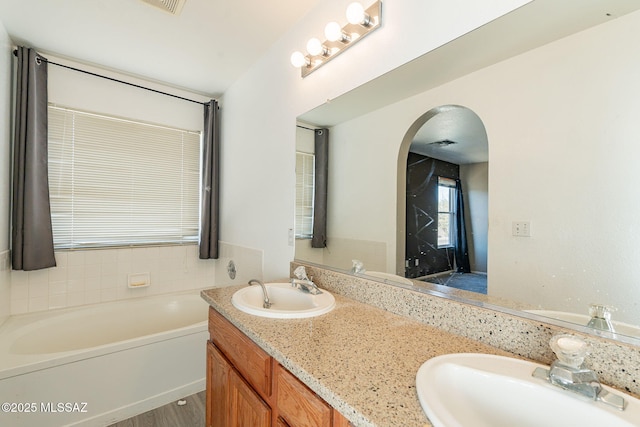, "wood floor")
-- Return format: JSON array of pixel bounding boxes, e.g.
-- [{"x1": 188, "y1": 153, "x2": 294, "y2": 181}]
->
[{"x1": 108, "y1": 391, "x2": 205, "y2": 427}]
